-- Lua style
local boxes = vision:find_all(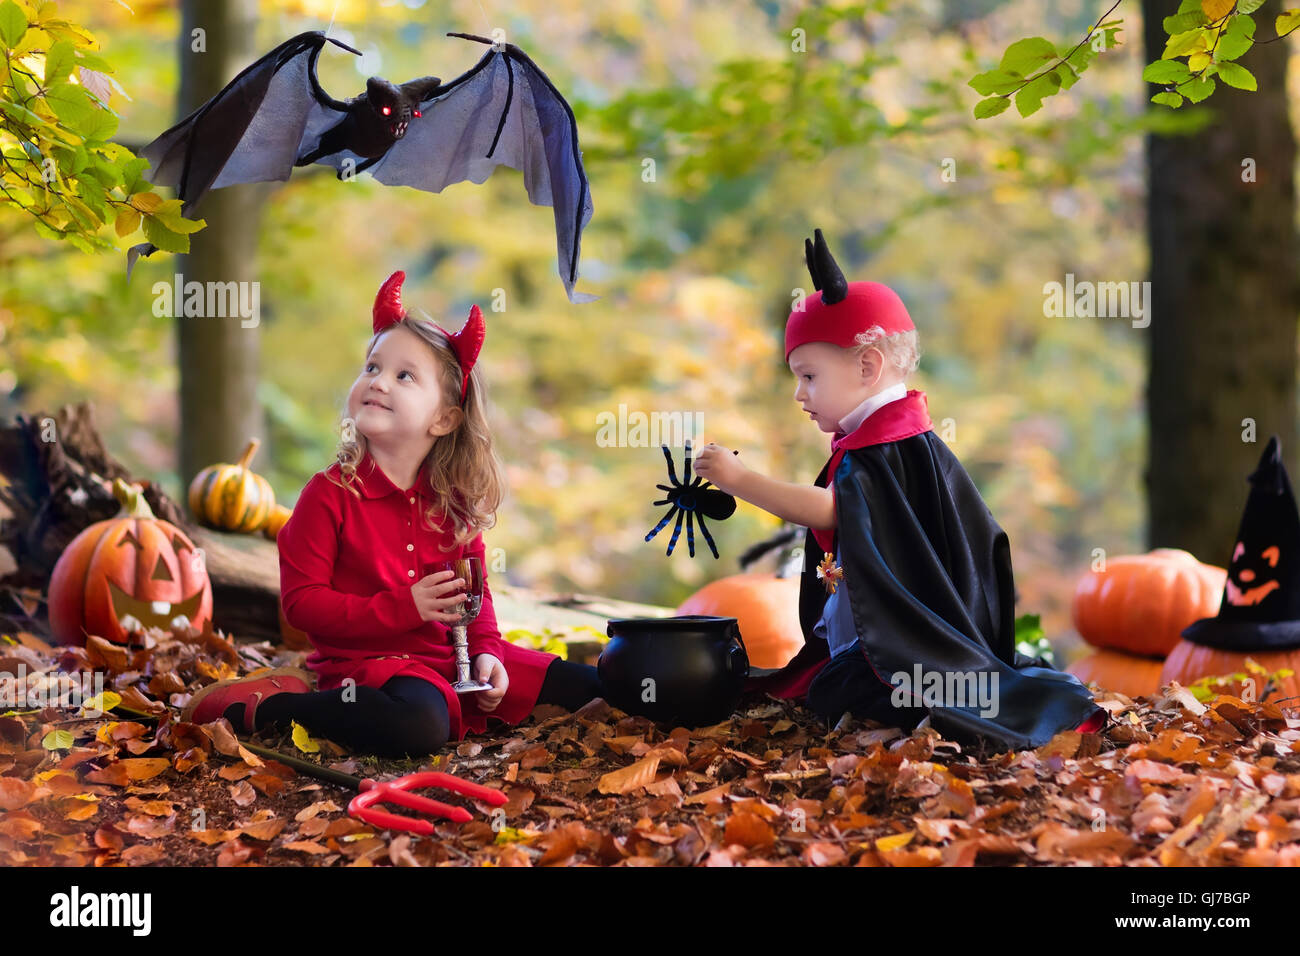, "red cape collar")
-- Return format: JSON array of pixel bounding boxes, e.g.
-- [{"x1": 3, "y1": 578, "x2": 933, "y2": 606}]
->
[{"x1": 830, "y1": 389, "x2": 933, "y2": 452}]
